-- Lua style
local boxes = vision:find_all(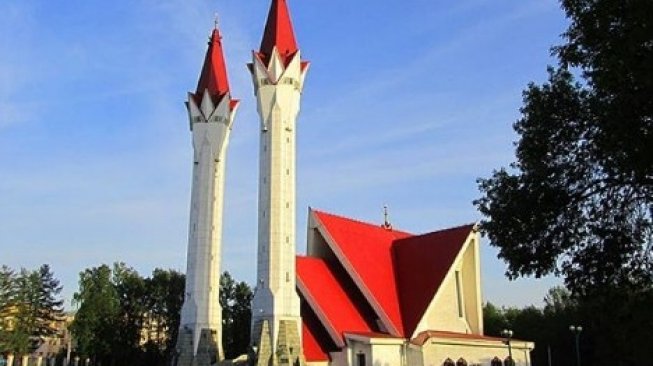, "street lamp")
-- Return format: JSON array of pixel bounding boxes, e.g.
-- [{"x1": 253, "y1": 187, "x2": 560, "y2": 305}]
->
[
  {"x1": 569, "y1": 325, "x2": 583, "y2": 366},
  {"x1": 501, "y1": 329, "x2": 514, "y2": 364}
]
